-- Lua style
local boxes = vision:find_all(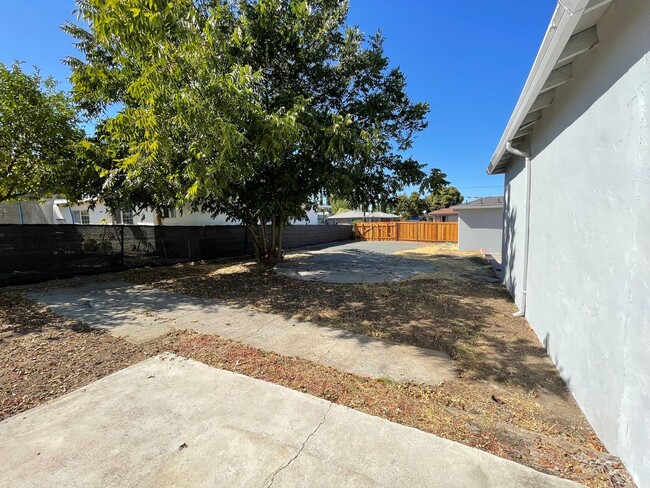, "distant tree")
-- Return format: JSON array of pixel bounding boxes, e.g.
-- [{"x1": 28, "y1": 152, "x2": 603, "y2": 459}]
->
[
  {"x1": 65, "y1": 0, "x2": 429, "y2": 264},
  {"x1": 426, "y1": 186, "x2": 464, "y2": 211},
  {"x1": 0, "y1": 62, "x2": 84, "y2": 203},
  {"x1": 395, "y1": 192, "x2": 427, "y2": 220},
  {"x1": 331, "y1": 197, "x2": 353, "y2": 216},
  {"x1": 420, "y1": 168, "x2": 450, "y2": 195}
]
